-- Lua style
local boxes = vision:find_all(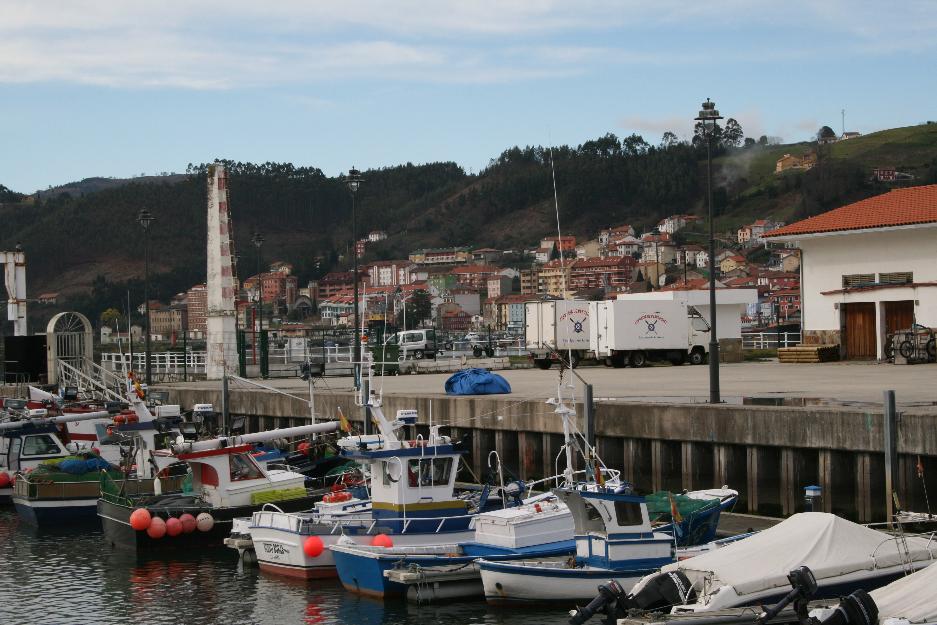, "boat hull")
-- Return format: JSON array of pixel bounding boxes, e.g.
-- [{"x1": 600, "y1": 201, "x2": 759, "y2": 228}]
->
[
  {"x1": 13, "y1": 496, "x2": 99, "y2": 527},
  {"x1": 98, "y1": 494, "x2": 324, "y2": 552},
  {"x1": 479, "y1": 559, "x2": 655, "y2": 604},
  {"x1": 332, "y1": 539, "x2": 576, "y2": 600}
]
